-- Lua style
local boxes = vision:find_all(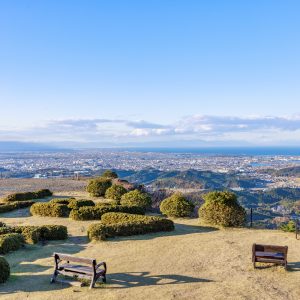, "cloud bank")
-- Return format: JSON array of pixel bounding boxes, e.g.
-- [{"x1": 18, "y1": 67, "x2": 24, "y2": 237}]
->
[{"x1": 1, "y1": 115, "x2": 300, "y2": 146}]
